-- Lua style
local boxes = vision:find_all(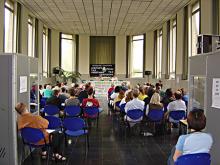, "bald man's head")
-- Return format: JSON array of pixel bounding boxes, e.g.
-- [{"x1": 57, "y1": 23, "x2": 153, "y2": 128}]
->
[{"x1": 15, "y1": 103, "x2": 27, "y2": 115}]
